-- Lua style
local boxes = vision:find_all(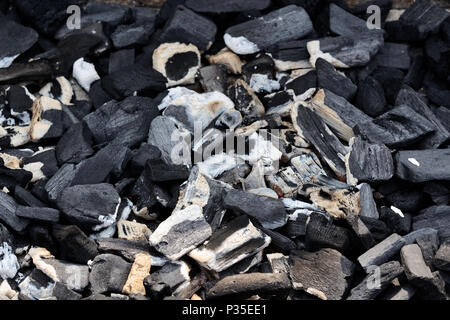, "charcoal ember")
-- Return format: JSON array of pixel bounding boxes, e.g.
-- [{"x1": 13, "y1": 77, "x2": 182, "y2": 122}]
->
[
  {"x1": 0, "y1": 59, "x2": 53, "y2": 85},
  {"x1": 0, "y1": 190, "x2": 29, "y2": 233},
  {"x1": 156, "y1": 5, "x2": 217, "y2": 52},
  {"x1": 425, "y1": 34, "x2": 450, "y2": 80},
  {"x1": 288, "y1": 248, "x2": 355, "y2": 300},
  {"x1": 56, "y1": 183, "x2": 121, "y2": 233},
  {"x1": 199, "y1": 65, "x2": 228, "y2": 93},
  {"x1": 206, "y1": 272, "x2": 291, "y2": 299},
  {"x1": 28, "y1": 96, "x2": 64, "y2": 143},
  {"x1": 101, "y1": 64, "x2": 167, "y2": 100},
  {"x1": 219, "y1": 251, "x2": 264, "y2": 277},
  {"x1": 291, "y1": 104, "x2": 348, "y2": 179},
  {"x1": 223, "y1": 190, "x2": 287, "y2": 229},
  {"x1": 396, "y1": 86, "x2": 450, "y2": 149},
  {"x1": 307, "y1": 31, "x2": 384, "y2": 68},
  {"x1": 0, "y1": 13, "x2": 38, "y2": 68},
  {"x1": 308, "y1": 89, "x2": 371, "y2": 142},
  {"x1": 354, "y1": 105, "x2": 435, "y2": 149},
  {"x1": 315, "y1": 58, "x2": 357, "y2": 101},
  {"x1": 305, "y1": 213, "x2": 354, "y2": 255},
  {"x1": 426, "y1": 86, "x2": 450, "y2": 109},
  {"x1": 413, "y1": 206, "x2": 450, "y2": 242},
  {"x1": 434, "y1": 241, "x2": 450, "y2": 272},
  {"x1": 89, "y1": 254, "x2": 132, "y2": 294},
  {"x1": 374, "y1": 43, "x2": 411, "y2": 70},
  {"x1": 149, "y1": 205, "x2": 212, "y2": 260},
  {"x1": 227, "y1": 79, "x2": 264, "y2": 124},
  {"x1": 329, "y1": 3, "x2": 372, "y2": 37},
  {"x1": 186, "y1": 0, "x2": 271, "y2": 13},
  {"x1": 358, "y1": 233, "x2": 406, "y2": 272},
  {"x1": 380, "y1": 206, "x2": 411, "y2": 235},
  {"x1": 147, "y1": 260, "x2": 190, "y2": 291},
  {"x1": 224, "y1": 5, "x2": 313, "y2": 55},
  {"x1": 52, "y1": 282, "x2": 82, "y2": 300},
  {"x1": 347, "y1": 261, "x2": 404, "y2": 300},
  {"x1": 127, "y1": 143, "x2": 160, "y2": 176},
  {"x1": 395, "y1": 150, "x2": 450, "y2": 183},
  {"x1": 355, "y1": 76, "x2": 387, "y2": 117},
  {"x1": 346, "y1": 137, "x2": 393, "y2": 185},
  {"x1": 52, "y1": 225, "x2": 98, "y2": 264},
  {"x1": 285, "y1": 70, "x2": 317, "y2": 100},
  {"x1": 111, "y1": 22, "x2": 155, "y2": 49},
  {"x1": 15, "y1": 206, "x2": 59, "y2": 223},
  {"x1": 188, "y1": 216, "x2": 270, "y2": 272},
  {"x1": 22, "y1": 148, "x2": 59, "y2": 183},
  {"x1": 89, "y1": 81, "x2": 112, "y2": 109},
  {"x1": 56, "y1": 123, "x2": 94, "y2": 165},
  {"x1": 399, "y1": 0, "x2": 449, "y2": 40}
]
